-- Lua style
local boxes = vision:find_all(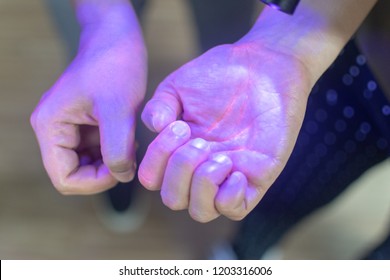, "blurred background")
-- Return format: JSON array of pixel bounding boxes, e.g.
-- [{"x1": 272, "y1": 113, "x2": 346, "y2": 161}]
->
[{"x1": 0, "y1": 0, "x2": 389, "y2": 259}]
